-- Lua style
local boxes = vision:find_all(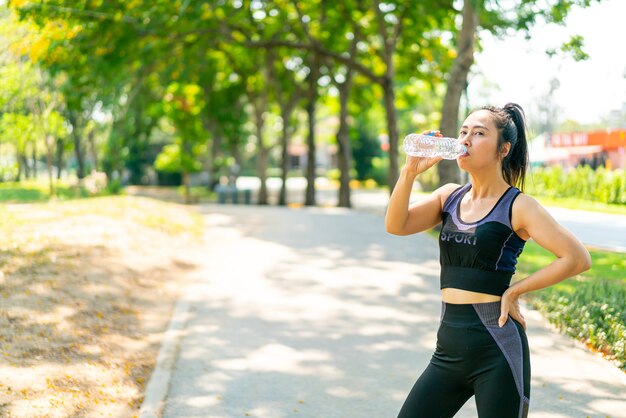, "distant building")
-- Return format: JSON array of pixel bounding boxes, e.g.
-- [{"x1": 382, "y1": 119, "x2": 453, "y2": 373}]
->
[{"x1": 547, "y1": 129, "x2": 626, "y2": 169}]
